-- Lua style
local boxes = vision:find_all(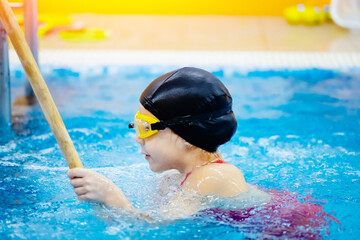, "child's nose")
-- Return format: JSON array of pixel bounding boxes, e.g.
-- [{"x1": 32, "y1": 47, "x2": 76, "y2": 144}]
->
[{"x1": 135, "y1": 135, "x2": 144, "y2": 145}]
